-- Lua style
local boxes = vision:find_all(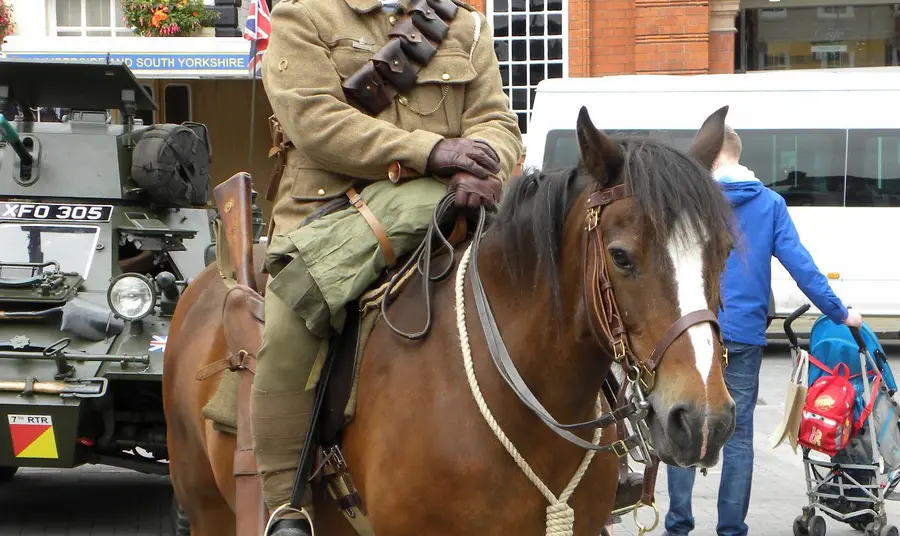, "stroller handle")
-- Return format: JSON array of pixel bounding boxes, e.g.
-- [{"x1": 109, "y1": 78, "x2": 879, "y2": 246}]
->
[
  {"x1": 783, "y1": 303, "x2": 811, "y2": 347},
  {"x1": 849, "y1": 326, "x2": 867, "y2": 352}
]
